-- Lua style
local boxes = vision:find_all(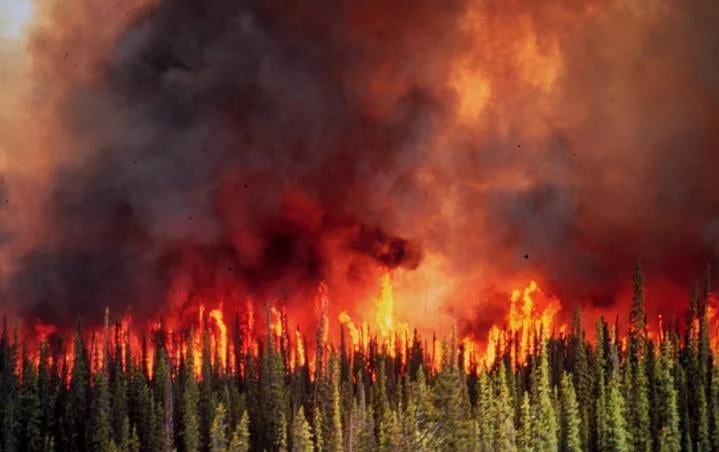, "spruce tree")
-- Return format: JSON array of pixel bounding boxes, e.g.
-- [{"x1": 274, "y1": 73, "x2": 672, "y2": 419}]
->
[
  {"x1": 199, "y1": 330, "x2": 213, "y2": 452},
  {"x1": 517, "y1": 391, "x2": 532, "y2": 452},
  {"x1": 476, "y1": 371, "x2": 493, "y2": 451},
  {"x1": 153, "y1": 347, "x2": 173, "y2": 452},
  {"x1": 210, "y1": 402, "x2": 229, "y2": 452},
  {"x1": 492, "y1": 363, "x2": 517, "y2": 450},
  {"x1": 37, "y1": 341, "x2": 57, "y2": 450},
  {"x1": 604, "y1": 342, "x2": 628, "y2": 451},
  {"x1": 711, "y1": 354, "x2": 719, "y2": 450},
  {"x1": 18, "y1": 354, "x2": 42, "y2": 452},
  {"x1": 656, "y1": 337, "x2": 680, "y2": 452},
  {"x1": 559, "y1": 372, "x2": 581, "y2": 452},
  {"x1": 531, "y1": 340, "x2": 558, "y2": 451},
  {"x1": 595, "y1": 317, "x2": 610, "y2": 452},
  {"x1": 120, "y1": 415, "x2": 141, "y2": 452},
  {"x1": 411, "y1": 365, "x2": 437, "y2": 448},
  {"x1": 628, "y1": 263, "x2": 652, "y2": 452},
  {"x1": 355, "y1": 402, "x2": 377, "y2": 452},
  {"x1": 684, "y1": 285, "x2": 710, "y2": 452},
  {"x1": 182, "y1": 335, "x2": 200, "y2": 452},
  {"x1": 91, "y1": 368, "x2": 115, "y2": 451},
  {"x1": 110, "y1": 334, "x2": 128, "y2": 449},
  {"x1": 322, "y1": 352, "x2": 342, "y2": 452},
  {"x1": 262, "y1": 327, "x2": 288, "y2": 451},
  {"x1": 290, "y1": 407, "x2": 313, "y2": 452},
  {"x1": 69, "y1": 328, "x2": 91, "y2": 451},
  {"x1": 568, "y1": 306, "x2": 592, "y2": 449},
  {"x1": 228, "y1": 411, "x2": 250, "y2": 452},
  {"x1": 400, "y1": 382, "x2": 420, "y2": 450},
  {"x1": 128, "y1": 365, "x2": 155, "y2": 452},
  {"x1": 0, "y1": 320, "x2": 19, "y2": 452},
  {"x1": 432, "y1": 337, "x2": 472, "y2": 451}
]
